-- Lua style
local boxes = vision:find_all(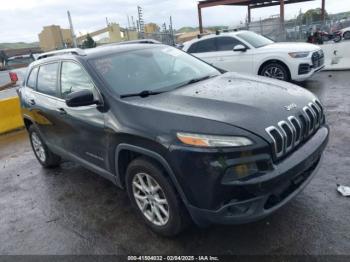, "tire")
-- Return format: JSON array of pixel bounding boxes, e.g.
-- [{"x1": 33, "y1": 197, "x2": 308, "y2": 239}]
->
[
  {"x1": 260, "y1": 62, "x2": 290, "y2": 82},
  {"x1": 126, "y1": 157, "x2": 190, "y2": 236},
  {"x1": 28, "y1": 125, "x2": 61, "y2": 168},
  {"x1": 343, "y1": 31, "x2": 350, "y2": 40},
  {"x1": 334, "y1": 35, "x2": 342, "y2": 43}
]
